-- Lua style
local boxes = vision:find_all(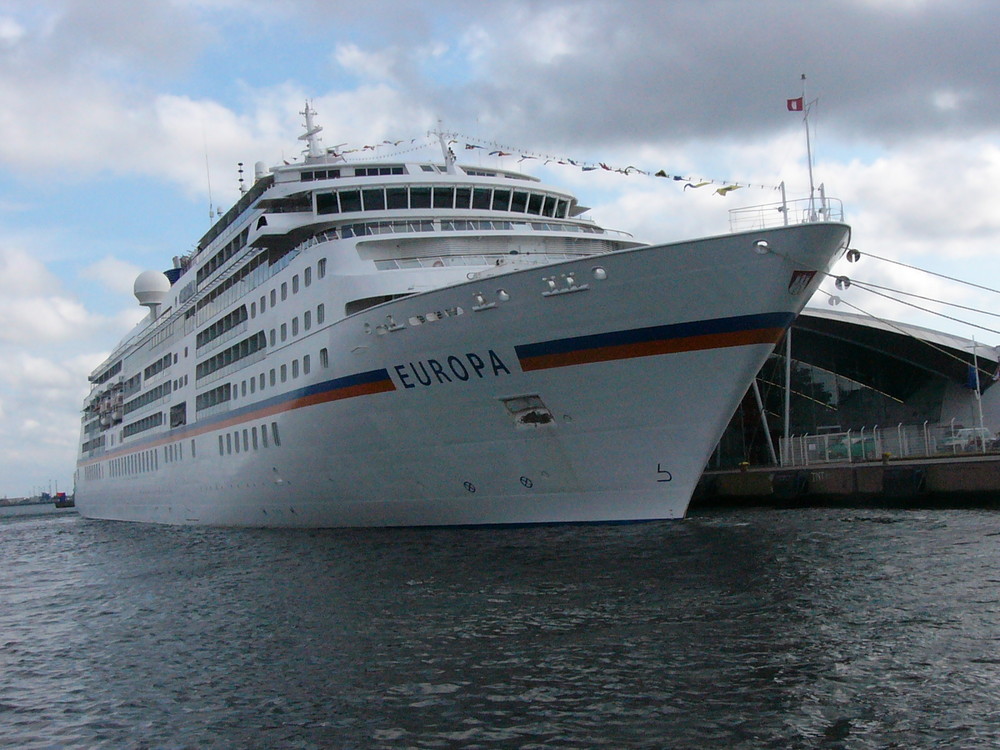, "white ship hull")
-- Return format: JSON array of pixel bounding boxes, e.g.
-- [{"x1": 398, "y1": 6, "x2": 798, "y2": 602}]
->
[{"x1": 76, "y1": 221, "x2": 849, "y2": 527}]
